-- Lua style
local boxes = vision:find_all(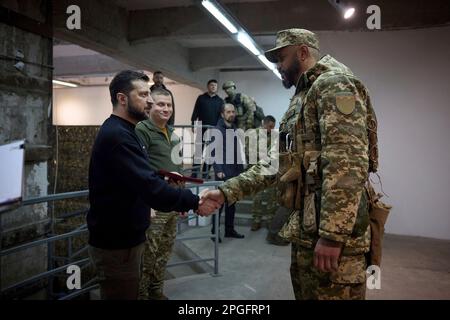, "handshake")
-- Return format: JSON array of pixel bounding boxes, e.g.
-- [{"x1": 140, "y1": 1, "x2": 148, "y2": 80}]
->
[{"x1": 195, "y1": 189, "x2": 226, "y2": 216}]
